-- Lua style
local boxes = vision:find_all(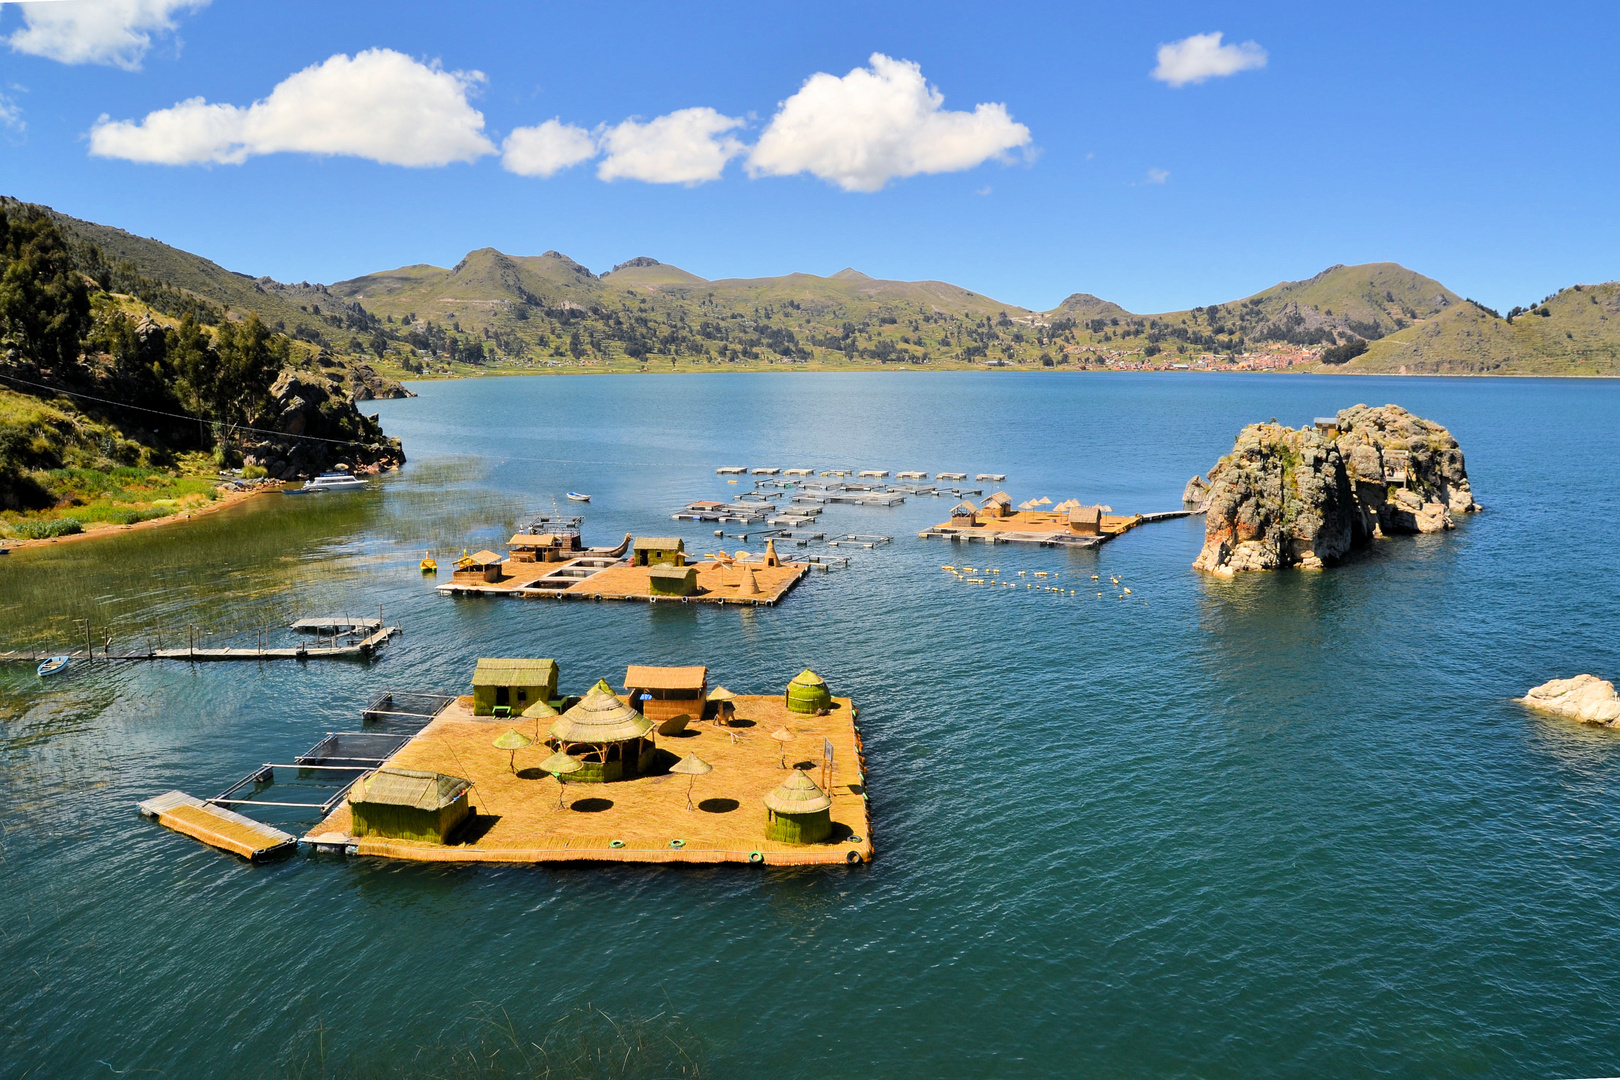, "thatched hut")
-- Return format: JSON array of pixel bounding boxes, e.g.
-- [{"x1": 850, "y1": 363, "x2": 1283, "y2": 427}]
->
[
  {"x1": 507, "y1": 533, "x2": 577, "y2": 563},
  {"x1": 348, "y1": 768, "x2": 472, "y2": 843},
  {"x1": 624, "y1": 665, "x2": 708, "y2": 725},
  {"x1": 1067, "y1": 505, "x2": 1102, "y2": 536},
  {"x1": 472, "y1": 658, "x2": 559, "y2": 716},
  {"x1": 763, "y1": 770, "x2": 832, "y2": 844},
  {"x1": 647, "y1": 565, "x2": 698, "y2": 596},
  {"x1": 548, "y1": 682, "x2": 656, "y2": 782},
  {"x1": 982, "y1": 492, "x2": 1013, "y2": 519},
  {"x1": 633, "y1": 537, "x2": 686, "y2": 567},
  {"x1": 949, "y1": 501, "x2": 979, "y2": 527},
  {"x1": 785, "y1": 669, "x2": 832, "y2": 714},
  {"x1": 453, "y1": 550, "x2": 505, "y2": 583}
]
